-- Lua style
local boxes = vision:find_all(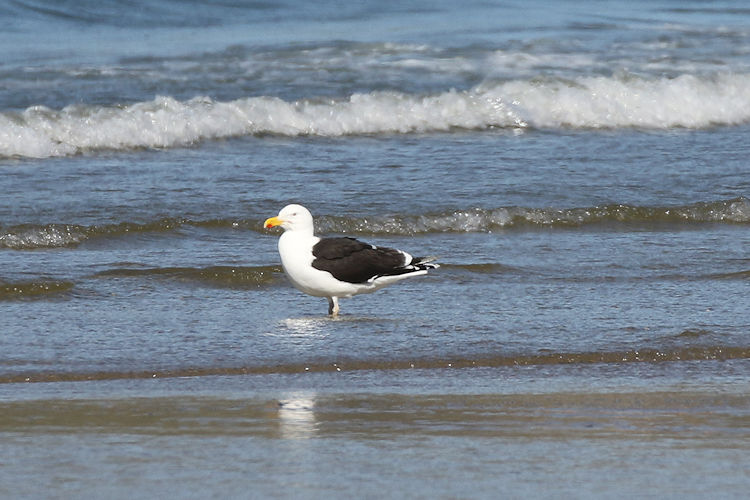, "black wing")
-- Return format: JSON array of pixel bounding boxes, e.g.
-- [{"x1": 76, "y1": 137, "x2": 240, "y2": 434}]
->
[{"x1": 311, "y1": 237, "x2": 410, "y2": 283}]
